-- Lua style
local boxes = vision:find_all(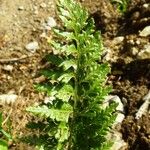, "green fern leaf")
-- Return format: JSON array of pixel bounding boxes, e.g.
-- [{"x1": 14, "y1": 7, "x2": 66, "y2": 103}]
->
[
  {"x1": 46, "y1": 54, "x2": 63, "y2": 66},
  {"x1": 27, "y1": 0, "x2": 117, "y2": 149},
  {"x1": 56, "y1": 84, "x2": 74, "y2": 102},
  {"x1": 27, "y1": 103, "x2": 73, "y2": 123},
  {"x1": 57, "y1": 73, "x2": 74, "y2": 83},
  {"x1": 59, "y1": 60, "x2": 77, "y2": 71}
]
